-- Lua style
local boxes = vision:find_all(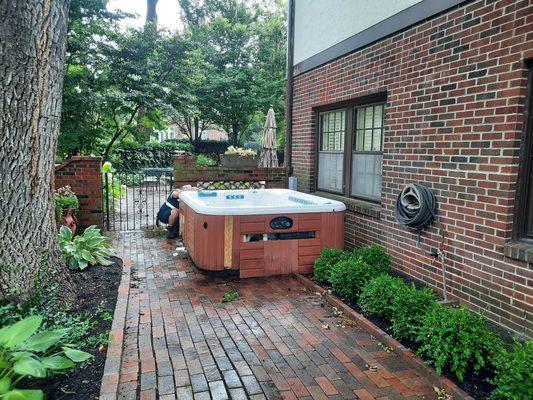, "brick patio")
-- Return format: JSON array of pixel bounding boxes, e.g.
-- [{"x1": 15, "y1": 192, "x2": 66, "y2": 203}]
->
[{"x1": 102, "y1": 231, "x2": 441, "y2": 400}]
